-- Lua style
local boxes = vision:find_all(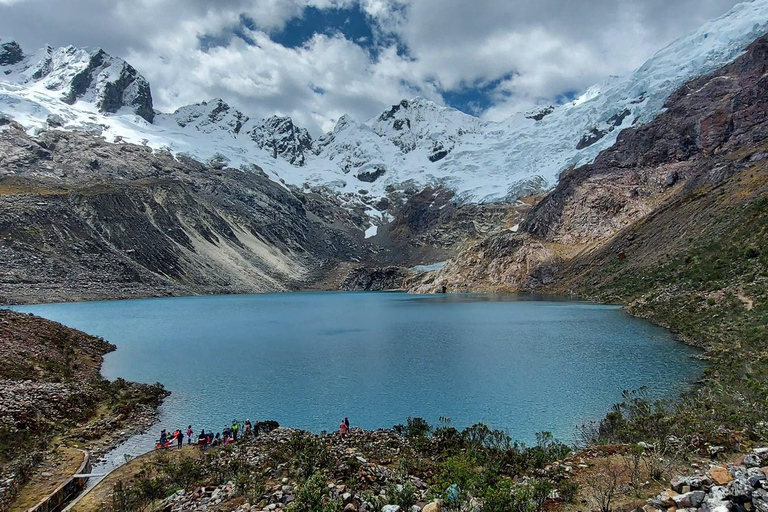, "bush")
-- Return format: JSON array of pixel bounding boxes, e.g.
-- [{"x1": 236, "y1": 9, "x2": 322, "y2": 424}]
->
[
  {"x1": 288, "y1": 472, "x2": 342, "y2": 512},
  {"x1": 386, "y1": 481, "x2": 417, "y2": 510},
  {"x1": 393, "y1": 417, "x2": 432, "y2": 439}
]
